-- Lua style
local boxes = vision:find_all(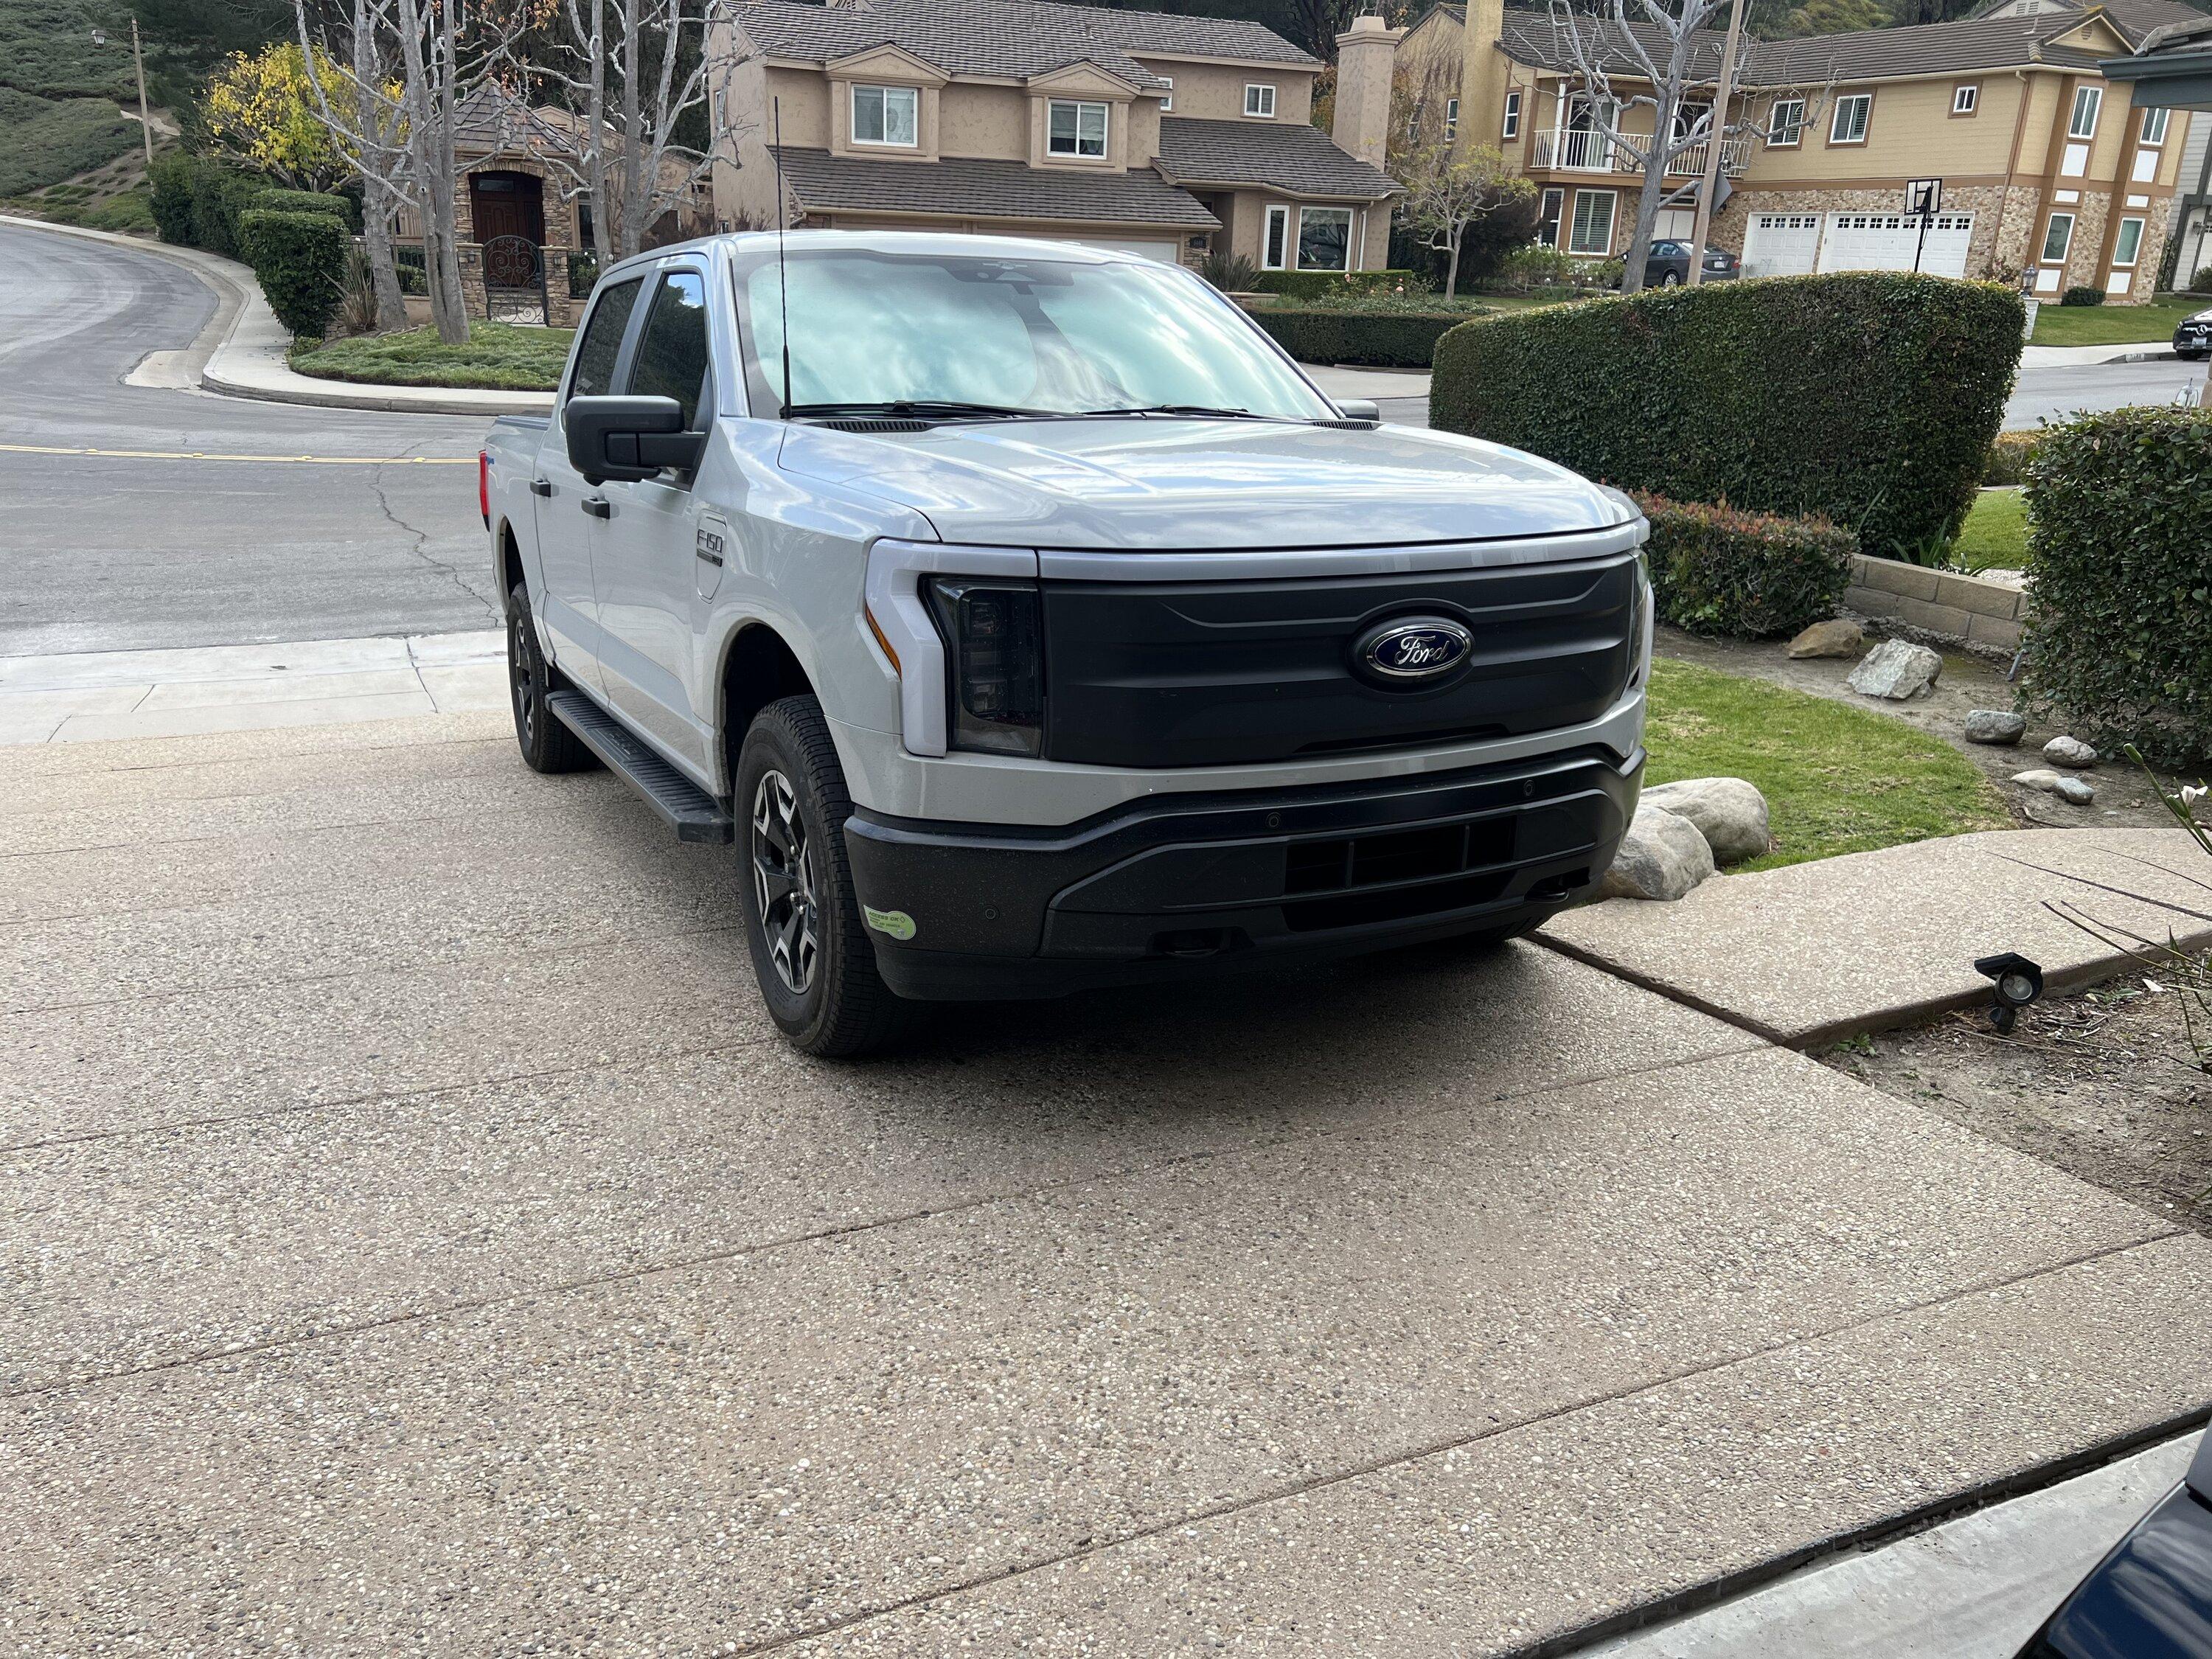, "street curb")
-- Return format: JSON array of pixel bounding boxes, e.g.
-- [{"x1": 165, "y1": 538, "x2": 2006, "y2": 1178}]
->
[{"x1": 0, "y1": 214, "x2": 554, "y2": 417}]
